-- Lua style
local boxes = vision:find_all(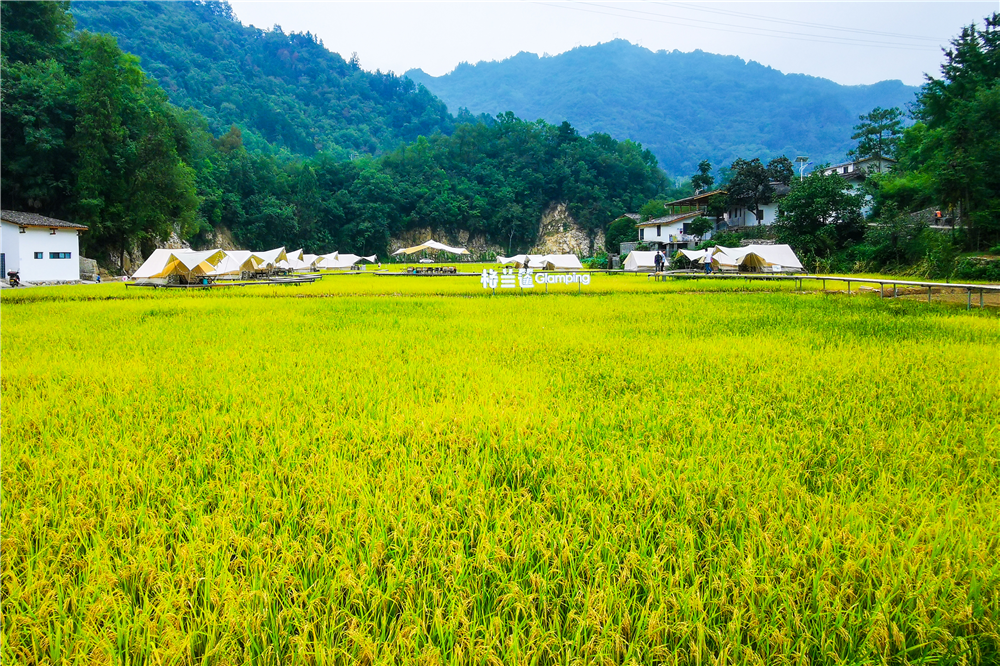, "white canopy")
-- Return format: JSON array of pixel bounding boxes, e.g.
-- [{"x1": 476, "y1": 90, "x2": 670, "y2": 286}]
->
[
  {"x1": 318, "y1": 252, "x2": 377, "y2": 269},
  {"x1": 392, "y1": 240, "x2": 469, "y2": 256},
  {"x1": 541, "y1": 254, "x2": 584, "y2": 270},
  {"x1": 623, "y1": 251, "x2": 660, "y2": 272},
  {"x1": 497, "y1": 254, "x2": 546, "y2": 268}
]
